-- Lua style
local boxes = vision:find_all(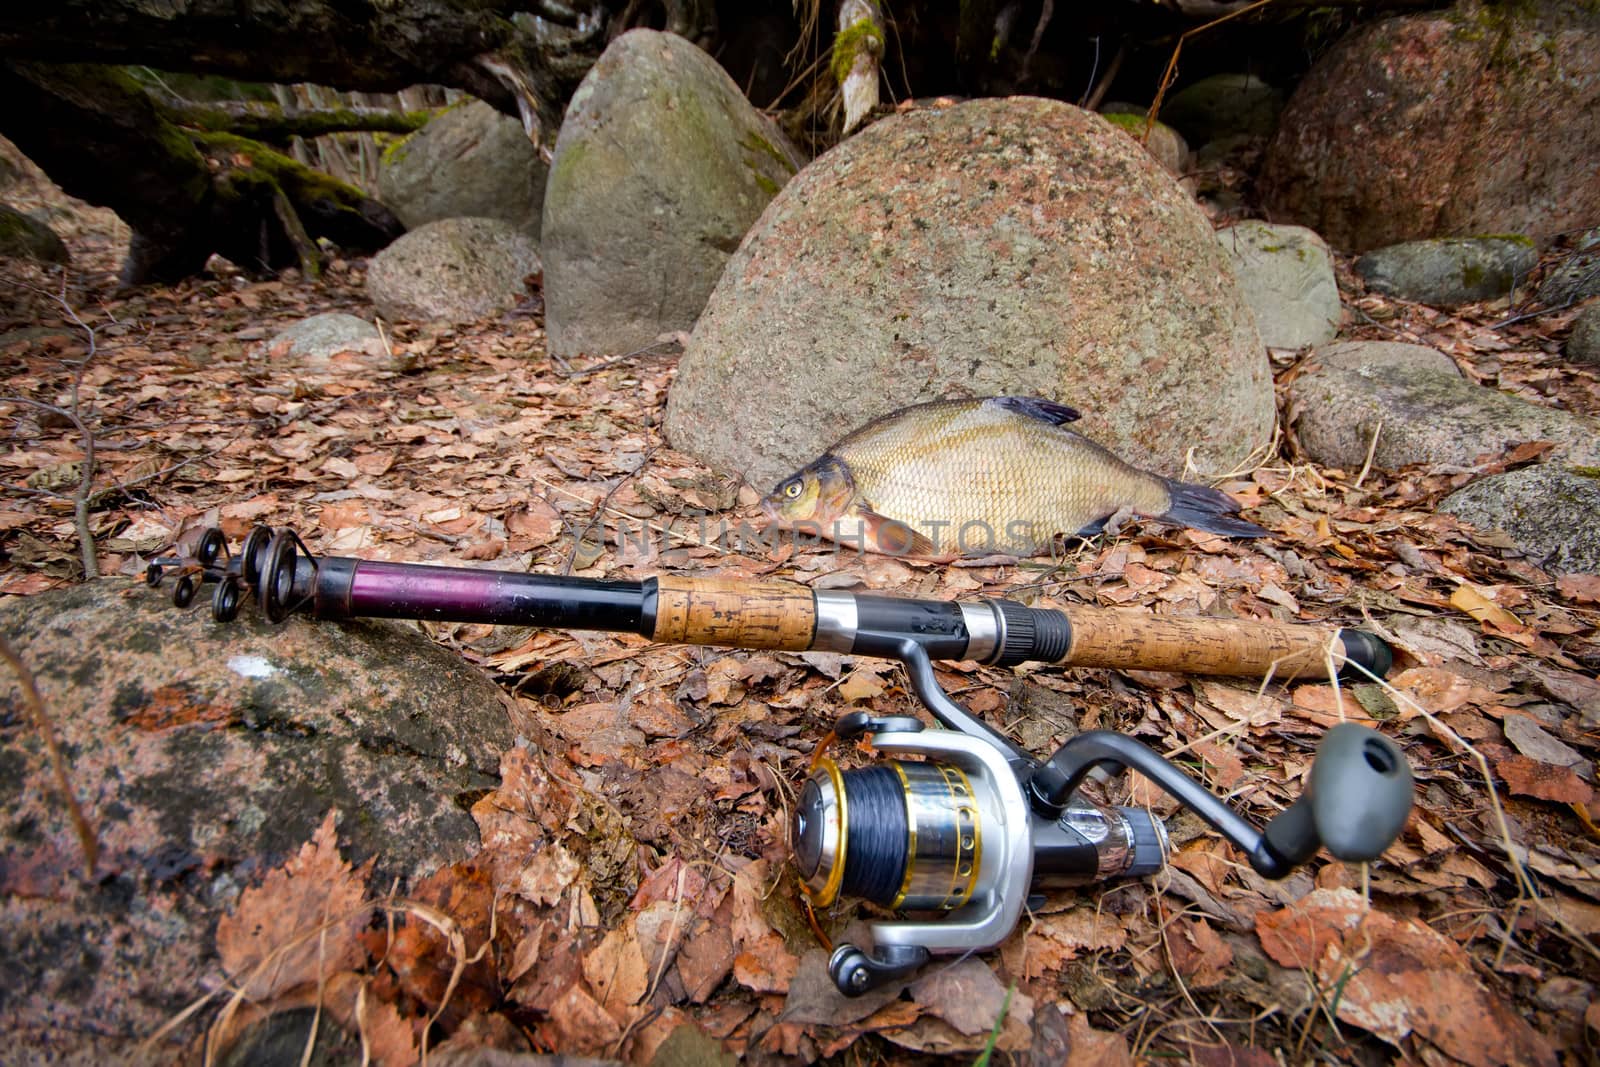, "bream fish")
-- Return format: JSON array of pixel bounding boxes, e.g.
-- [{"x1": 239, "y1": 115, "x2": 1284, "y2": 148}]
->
[{"x1": 762, "y1": 396, "x2": 1265, "y2": 557}]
